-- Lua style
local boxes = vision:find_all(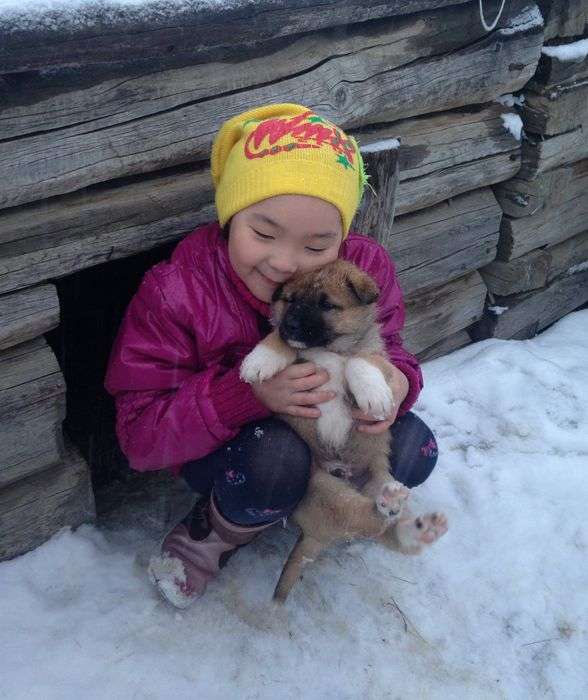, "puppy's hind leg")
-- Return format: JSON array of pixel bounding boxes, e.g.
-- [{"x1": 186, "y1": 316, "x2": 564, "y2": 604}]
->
[
  {"x1": 361, "y1": 456, "x2": 410, "y2": 521},
  {"x1": 381, "y1": 512, "x2": 448, "y2": 555},
  {"x1": 273, "y1": 533, "x2": 326, "y2": 603}
]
